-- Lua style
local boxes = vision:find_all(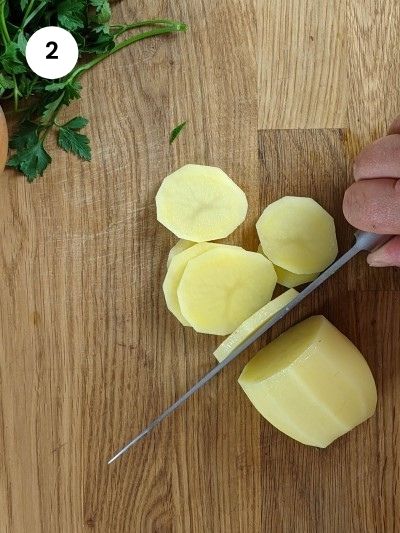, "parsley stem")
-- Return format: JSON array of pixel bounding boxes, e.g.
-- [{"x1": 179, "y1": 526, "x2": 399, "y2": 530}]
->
[
  {"x1": 0, "y1": 1, "x2": 11, "y2": 45},
  {"x1": 21, "y1": 0, "x2": 36, "y2": 27},
  {"x1": 0, "y1": 0, "x2": 20, "y2": 111},
  {"x1": 69, "y1": 24, "x2": 187, "y2": 81},
  {"x1": 111, "y1": 19, "x2": 187, "y2": 38},
  {"x1": 13, "y1": 79, "x2": 19, "y2": 111},
  {"x1": 40, "y1": 92, "x2": 66, "y2": 141},
  {"x1": 41, "y1": 126, "x2": 53, "y2": 141},
  {"x1": 22, "y1": 0, "x2": 47, "y2": 29}
]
